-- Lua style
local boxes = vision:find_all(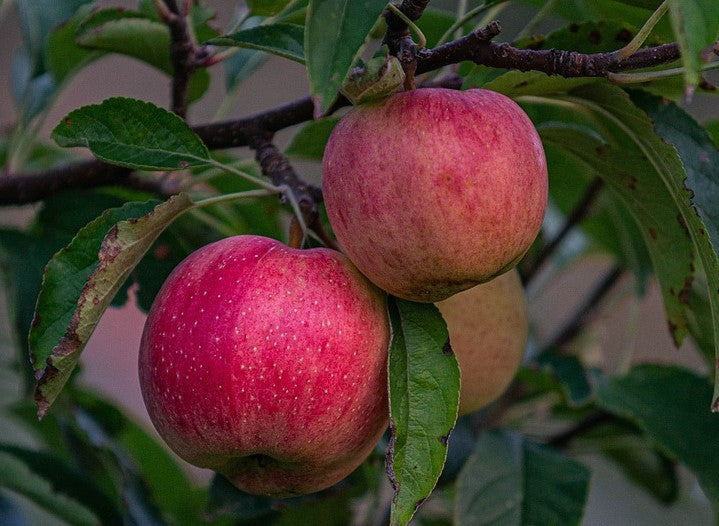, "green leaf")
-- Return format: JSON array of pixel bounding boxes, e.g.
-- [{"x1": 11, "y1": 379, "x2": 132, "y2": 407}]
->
[
  {"x1": 206, "y1": 475, "x2": 277, "y2": 521},
  {"x1": 667, "y1": 0, "x2": 719, "y2": 90},
  {"x1": 78, "y1": 16, "x2": 171, "y2": 70},
  {"x1": 52, "y1": 97, "x2": 210, "y2": 170},
  {"x1": 387, "y1": 298, "x2": 460, "y2": 526},
  {"x1": 0, "y1": 230, "x2": 59, "y2": 388},
  {"x1": 208, "y1": 24, "x2": 305, "y2": 63},
  {"x1": 76, "y1": 11, "x2": 210, "y2": 102},
  {"x1": 706, "y1": 120, "x2": 719, "y2": 148},
  {"x1": 596, "y1": 365, "x2": 719, "y2": 507},
  {"x1": 71, "y1": 389, "x2": 203, "y2": 524},
  {"x1": 45, "y1": 4, "x2": 101, "y2": 83},
  {"x1": 484, "y1": 70, "x2": 596, "y2": 98},
  {"x1": 541, "y1": 138, "x2": 651, "y2": 290},
  {"x1": 247, "y1": 0, "x2": 298, "y2": 17},
  {"x1": 0, "y1": 446, "x2": 102, "y2": 526},
  {"x1": 536, "y1": 353, "x2": 593, "y2": 407},
  {"x1": 222, "y1": 16, "x2": 270, "y2": 91},
  {"x1": 0, "y1": 444, "x2": 123, "y2": 525},
  {"x1": 521, "y1": 19, "x2": 658, "y2": 54},
  {"x1": 517, "y1": 0, "x2": 674, "y2": 41},
  {"x1": 15, "y1": 0, "x2": 91, "y2": 71},
  {"x1": 520, "y1": 82, "x2": 719, "y2": 384},
  {"x1": 29, "y1": 194, "x2": 194, "y2": 418},
  {"x1": 285, "y1": 116, "x2": 340, "y2": 160},
  {"x1": 455, "y1": 430, "x2": 590, "y2": 525},
  {"x1": 0, "y1": 190, "x2": 128, "y2": 390},
  {"x1": 416, "y1": 8, "x2": 455, "y2": 48},
  {"x1": 633, "y1": 93, "x2": 719, "y2": 268},
  {"x1": 305, "y1": 0, "x2": 388, "y2": 116},
  {"x1": 633, "y1": 93, "x2": 719, "y2": 366}
]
